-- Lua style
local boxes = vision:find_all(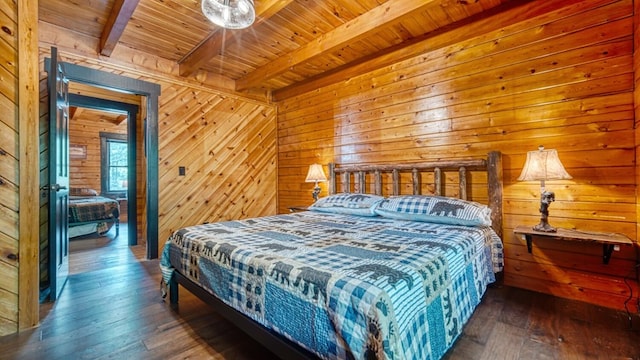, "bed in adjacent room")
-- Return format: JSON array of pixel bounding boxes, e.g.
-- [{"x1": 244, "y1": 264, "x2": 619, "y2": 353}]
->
[
  {"x1": 68, "y1": 188, "x2": 120, "y2": 238},
  {"x1": 160, "y1": 152, "x2": 503, "y2": 360}
]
